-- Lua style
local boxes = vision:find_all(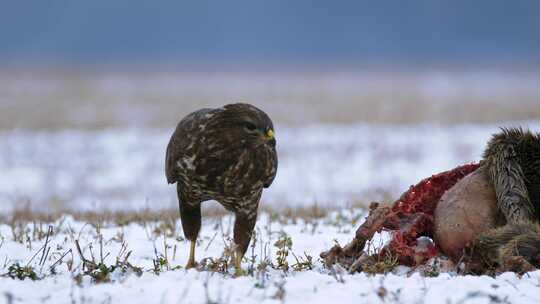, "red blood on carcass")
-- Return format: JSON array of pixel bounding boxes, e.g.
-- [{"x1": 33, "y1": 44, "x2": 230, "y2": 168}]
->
[
  {"x1": 321, "y1": 162, "x2": 482, "y2": 269},
  {"x1": 381, "y1": 163, "x2": 481, "y2": 265},
  {"x1": 392, "y1": 163, "x2": 482, "y2": 215}
]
